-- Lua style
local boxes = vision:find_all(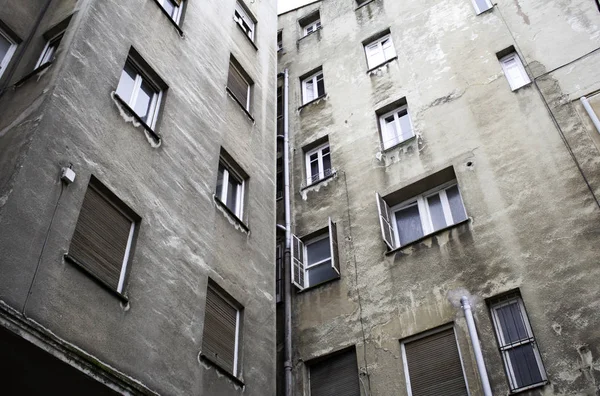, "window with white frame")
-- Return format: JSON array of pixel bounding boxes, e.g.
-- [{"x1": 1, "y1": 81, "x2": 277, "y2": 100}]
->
[
  {"x1": 277, "y1": 30, "x2": 283, "y2": 51},
  {"x1": 378, "y1": 103, "x2": 414, "y2": 150},
  {"x1": 0, "y1": 28, "x2": 17, "y2": 78},
  {"x1": 301, "y1": 69, "x2": 325, "y2": 104},
  {"x1": 489, "y1": 293, "x2": 547, "y2": 392},
  {"x1": 234, "y1": 1, "x2": 256, "y2": 41},
  {"x1": 35, "y1": 31, "x2": 64, "y2": 69},
  {"x1": 471, "y1": 0, "x2": 492, "y2": 14},
  {"x1": 377, "y1": 180, "x2": 468, "y2": 249},
  {"x1": 157, "y1": 0, "x2": 184, "y2": 24},
  {"x1": 202, "y1": 281, "x2": 242, "y2": 377},
  {"x1": 364, "y1": 33, "x2": 396, "y2": 70},
  {"x1": 499, "y1": 52, "x2": 530, "y2": 91},
  {"x1": 291, "y1": 219, "x2": 340, "y2": 290},
  {"x1": 227, "y1": 57, "x2": 253, "y2": 112},
  {"x1": 115, "y1": 59, "x2": 163, "y2": 129},
  {"x1": 305, "y1": 142, "x2": 332, "y2": 185},
  {"x1": 216, "y1": 156, "x2": 246, "y2": 220},
  {"x1": 300, "y1": 11, "x2": 321, "y2": 37},
  {"x1": 303, "y1": 19, "x2": 321, "y2": 36}
]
